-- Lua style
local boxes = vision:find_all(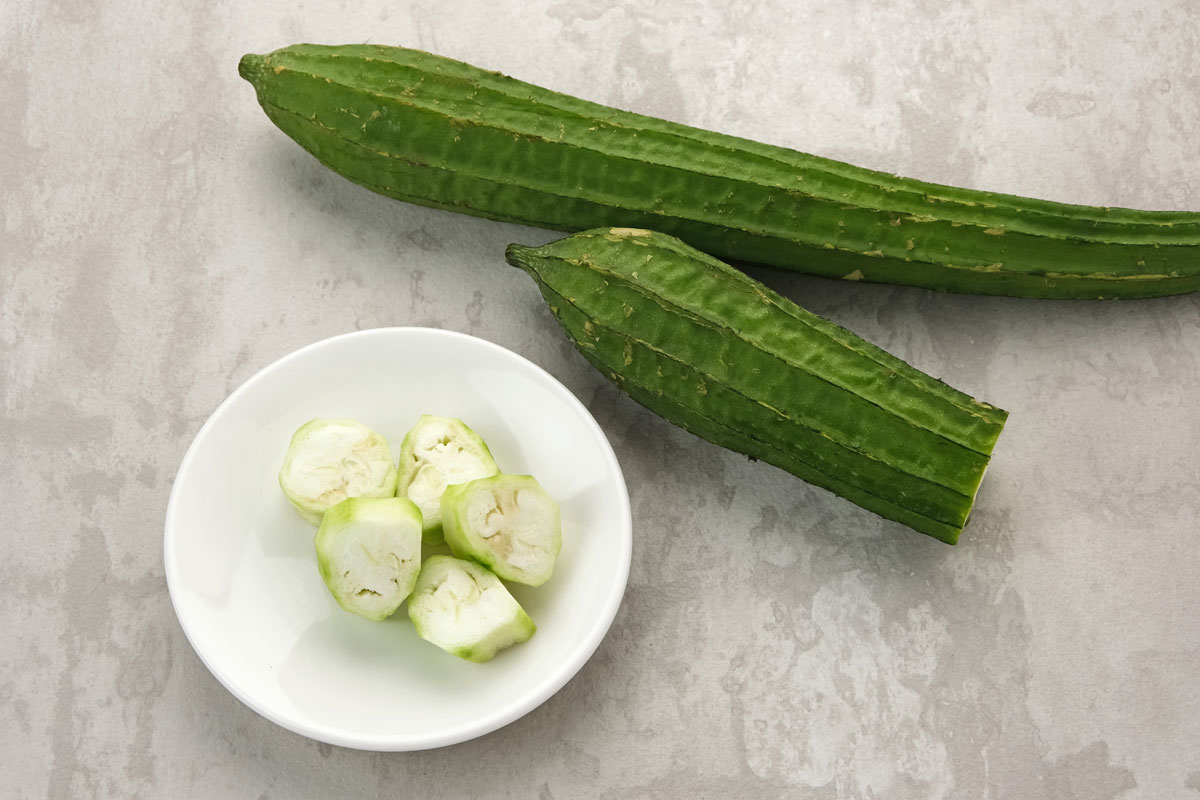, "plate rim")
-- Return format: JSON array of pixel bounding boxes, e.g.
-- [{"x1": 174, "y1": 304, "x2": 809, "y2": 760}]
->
[{"x1": 163, "y1": 326, "x2": 633, "y2": 751}]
